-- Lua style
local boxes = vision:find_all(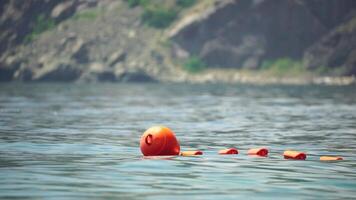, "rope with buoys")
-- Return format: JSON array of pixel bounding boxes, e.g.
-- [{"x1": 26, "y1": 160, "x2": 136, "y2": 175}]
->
[{"x1": 140, "y1": 126, "x2": 343, "y2": 161}]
